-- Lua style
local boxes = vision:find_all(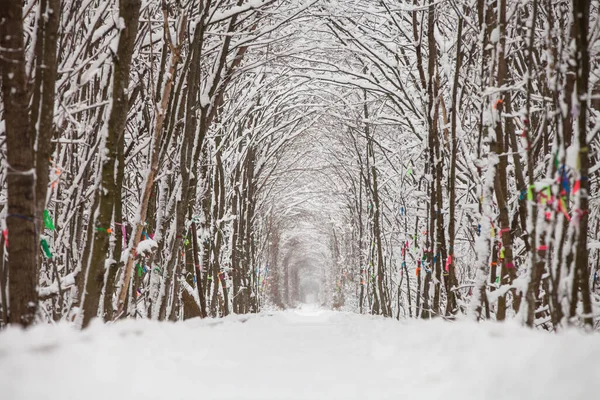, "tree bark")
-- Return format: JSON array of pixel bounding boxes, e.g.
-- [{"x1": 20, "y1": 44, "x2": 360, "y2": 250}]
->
[
  {"x1": 82, "y1": 0, "x2": 141, "y2": 328},
  {"x1": 571, "y1": 0, "x2": 593, "y2": 328},
  {"x1": 32, "y1": 0, "x2": 60, "y2": 246},
  {"x1": 1, "y1": 0, "x2": 38, "y2": 327}
]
